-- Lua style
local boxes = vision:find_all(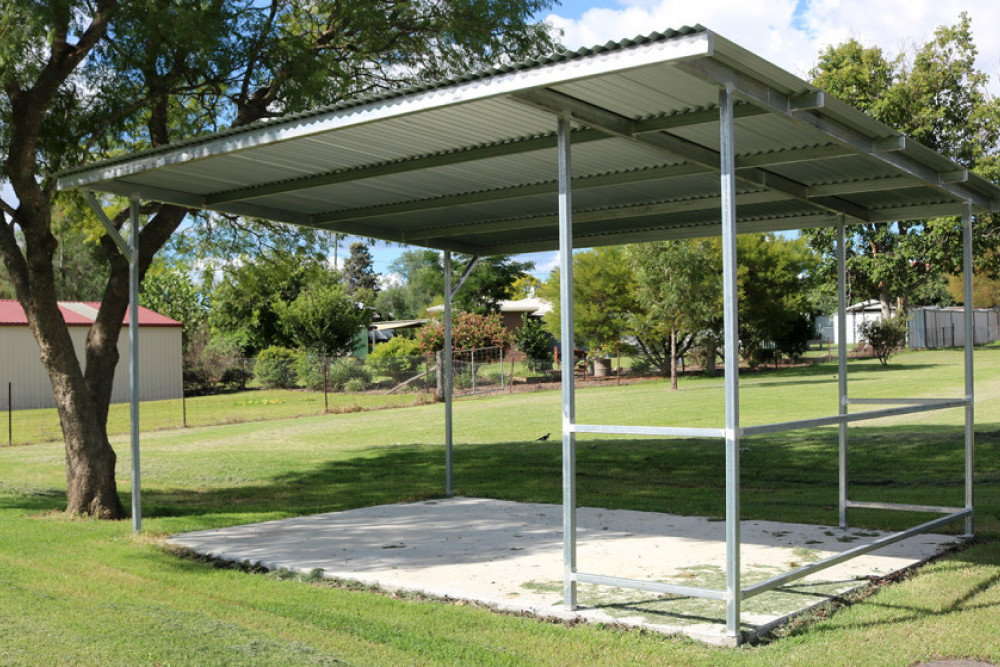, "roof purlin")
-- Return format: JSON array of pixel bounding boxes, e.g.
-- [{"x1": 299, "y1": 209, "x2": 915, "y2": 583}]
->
[
  {"x1": 679, "y1": 56, "x2": 997, "y2": 213},
  {"x1": 508, "y1": 85, "x2": 874, "y2": 222}
]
